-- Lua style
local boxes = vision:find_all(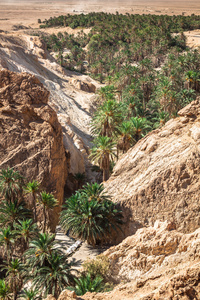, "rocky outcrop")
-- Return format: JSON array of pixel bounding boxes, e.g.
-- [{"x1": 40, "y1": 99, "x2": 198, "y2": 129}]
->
[
  {"x1": 104, "y1": 99, "x2": 200, "y2": 243},
  {"x1": 81, "y1": 221, "x2": 200, "y2": 300},
  {"x1": 70, "y1": 78, "x2": 96, "y2": 93},
  {"x1": 0, "y1": 69, "x2": 67, "y2": 231}
]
